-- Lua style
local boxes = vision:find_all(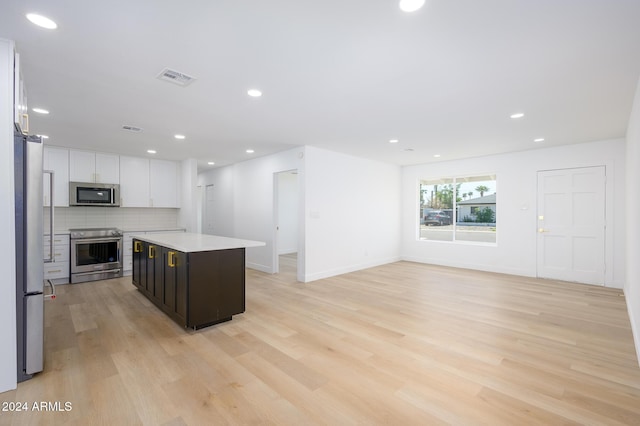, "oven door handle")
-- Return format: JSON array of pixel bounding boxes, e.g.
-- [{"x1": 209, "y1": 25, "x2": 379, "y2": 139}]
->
[{"x1": 72, "y1": 237, "x2": 122, "y2": 244}]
